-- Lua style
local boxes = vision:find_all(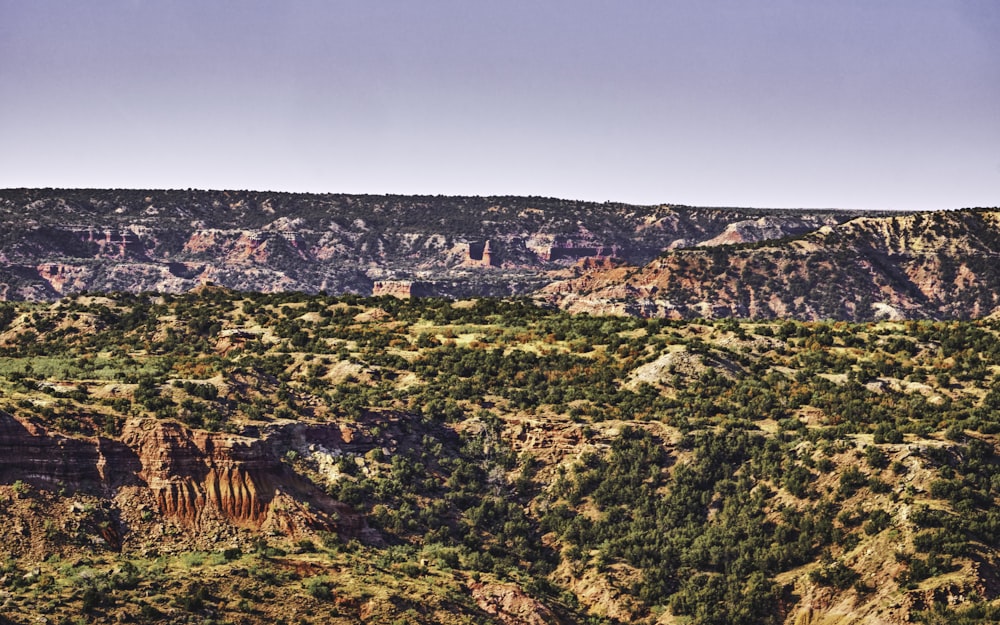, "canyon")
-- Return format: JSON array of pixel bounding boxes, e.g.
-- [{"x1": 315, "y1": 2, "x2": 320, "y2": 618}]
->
[
  {"x1": 540, "y1": 209, "x2": 1000, "y2": 320},
  {"x1": 0, "y1": 188, "x2": 863, "y2": 310},
  {"x1": 0, "y1": 291, "x2": 998, "y2": 623},
  {"x1": 2, "y1": 190, "x2": 1000, "y2": 623},
  {"x1": 3, "y1": 189, "x2": 999, "y2": 321}
]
